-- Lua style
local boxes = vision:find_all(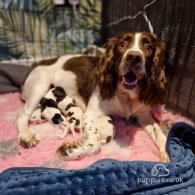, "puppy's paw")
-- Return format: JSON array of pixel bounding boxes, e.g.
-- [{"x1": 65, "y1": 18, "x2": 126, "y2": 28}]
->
[
  {"x1": 160, "y1": 151, "x2": 170, "y2": 163},
  {"x1": 56, "y1": 123, "x2": 71, "y2": 138},
  {"x1": 69, "y1": 121, "x2": 82, "y2": 137},
  {"x1": 56, "y1": 139, "x2": 101, "y2": 159},
  {"x1": 30, "y1": 108, "x2": 45, "y2": 124},
  {"x1": 19, "y1": 133, "x2": 39, "y2": 148}
]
